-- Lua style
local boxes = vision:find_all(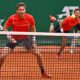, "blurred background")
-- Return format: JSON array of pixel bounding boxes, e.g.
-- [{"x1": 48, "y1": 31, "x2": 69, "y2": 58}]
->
[{"x1": 0, "y1": 0, "x2": 80, "y2": 32}]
